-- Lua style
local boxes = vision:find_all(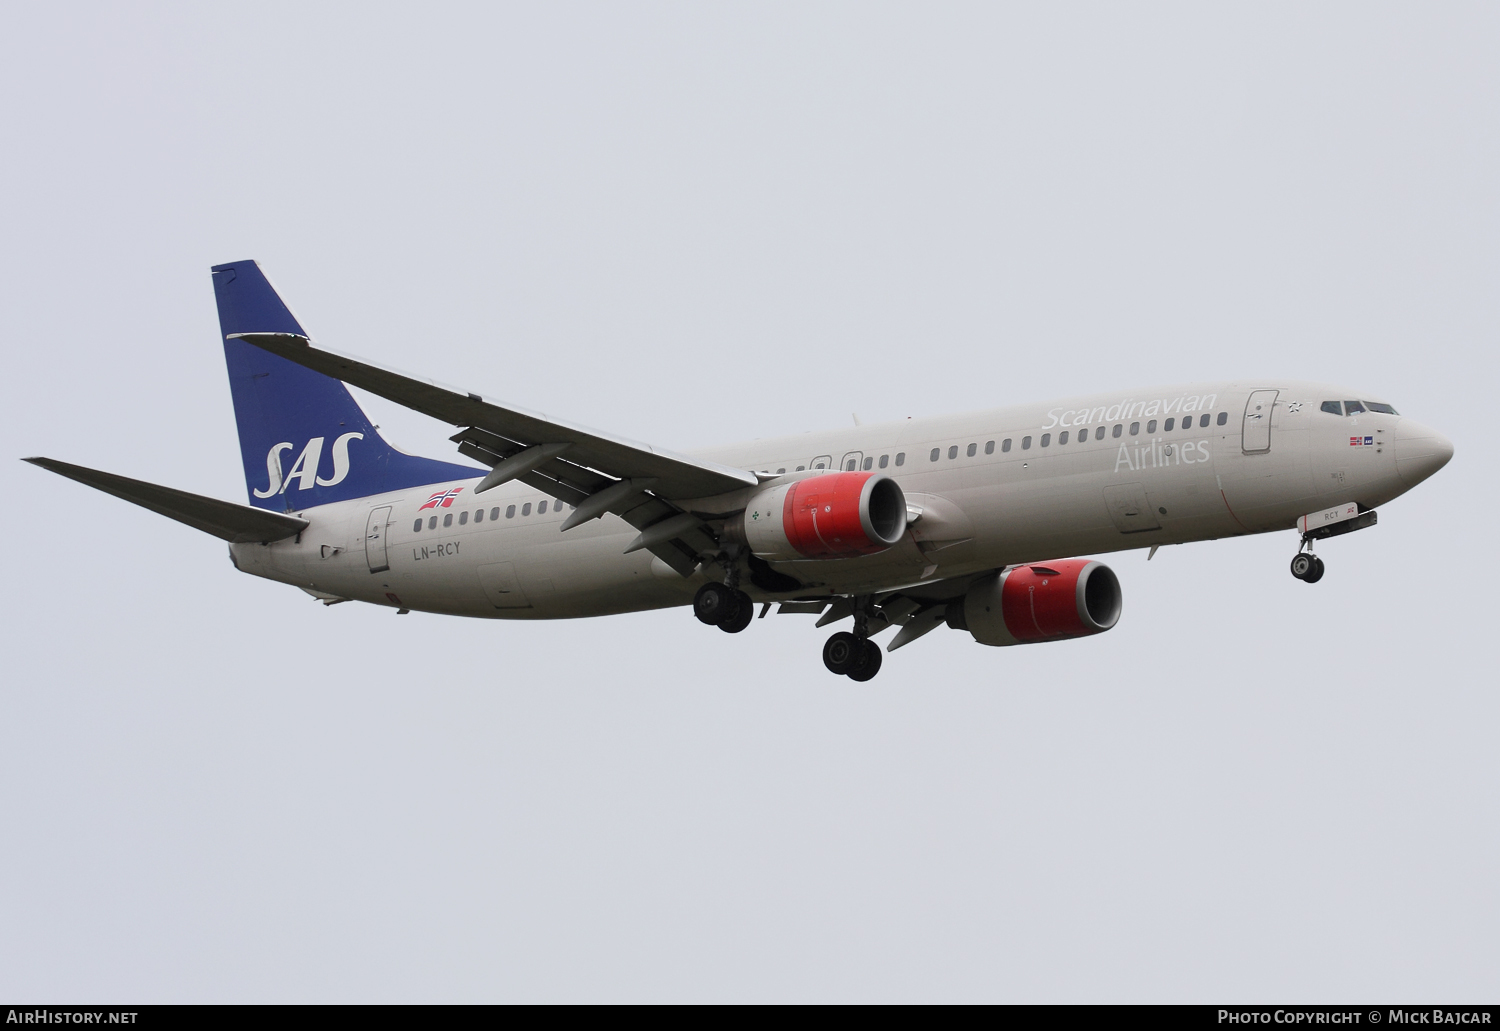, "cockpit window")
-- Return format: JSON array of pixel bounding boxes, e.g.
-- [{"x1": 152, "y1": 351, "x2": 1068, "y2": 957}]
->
[
  {"x1": 1321, "y1": 401, "x2": 1342, "y2": 415},
  {"x1": 1343, "y1": 400, "x2": 1366, "y2": 415},
  {"x1": 1365, "y1": 401, "x2": 1398, "y2": 415}
]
